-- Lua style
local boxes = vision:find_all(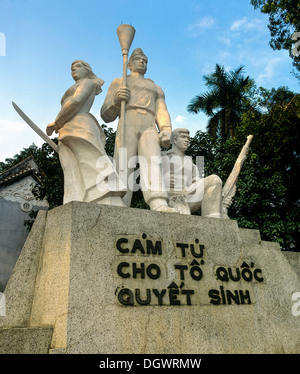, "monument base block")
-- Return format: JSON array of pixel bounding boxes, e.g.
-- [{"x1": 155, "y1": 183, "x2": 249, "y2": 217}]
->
[{"x1": 1, "y1": 202, "x2": 300, "y2": 354}]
